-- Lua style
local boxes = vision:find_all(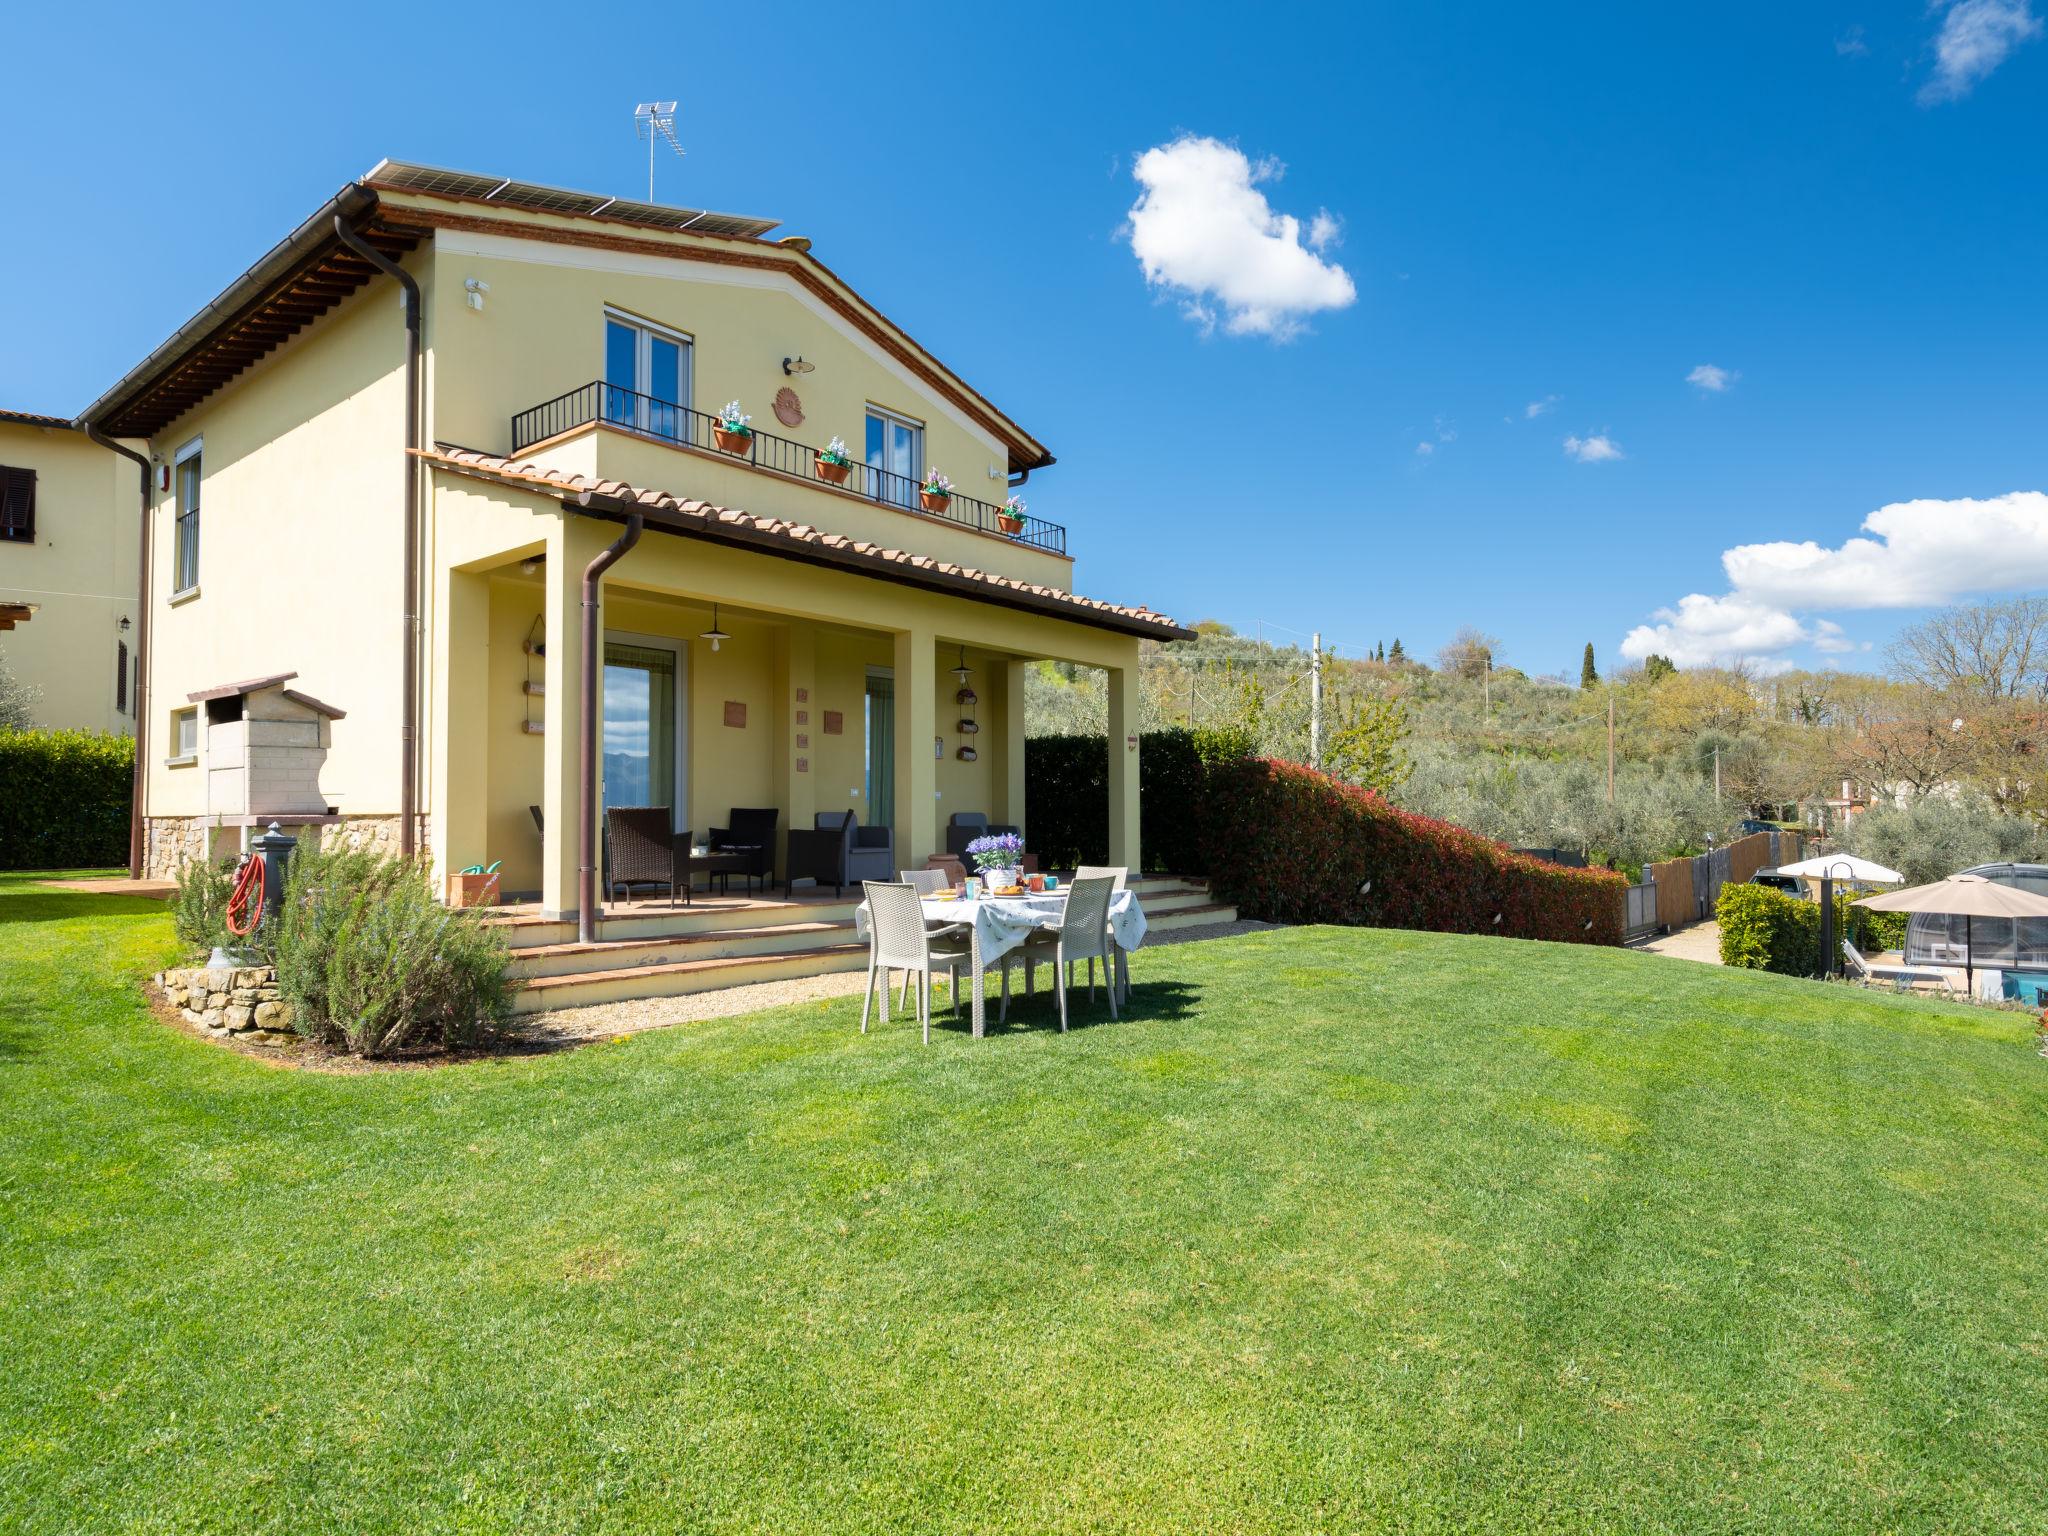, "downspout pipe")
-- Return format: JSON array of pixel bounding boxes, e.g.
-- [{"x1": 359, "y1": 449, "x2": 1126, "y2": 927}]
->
[
  {"x1": 576, "y1": 499, "x2": 644, "y2": 943},
  {"x1": 333, "y1": 215, "x2": 422, "y2": 863},
  {"x1": 82, "y1": 424, "x2": 152, "y2": 879}
]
